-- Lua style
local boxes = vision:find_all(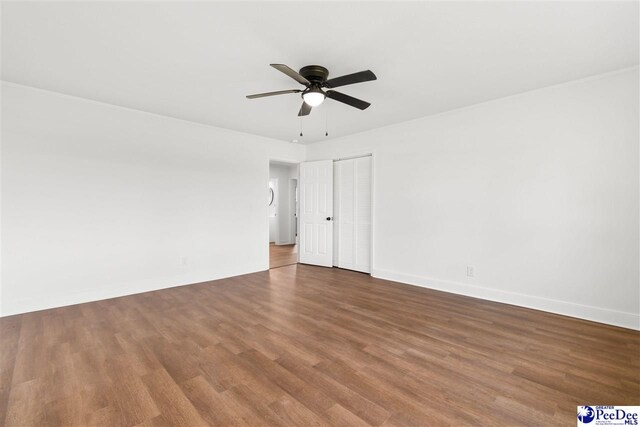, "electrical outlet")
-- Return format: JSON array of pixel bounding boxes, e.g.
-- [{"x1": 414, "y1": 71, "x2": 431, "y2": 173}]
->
[{"x1": 467, "y1": 266, "x2": 475, "y2": 277}]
